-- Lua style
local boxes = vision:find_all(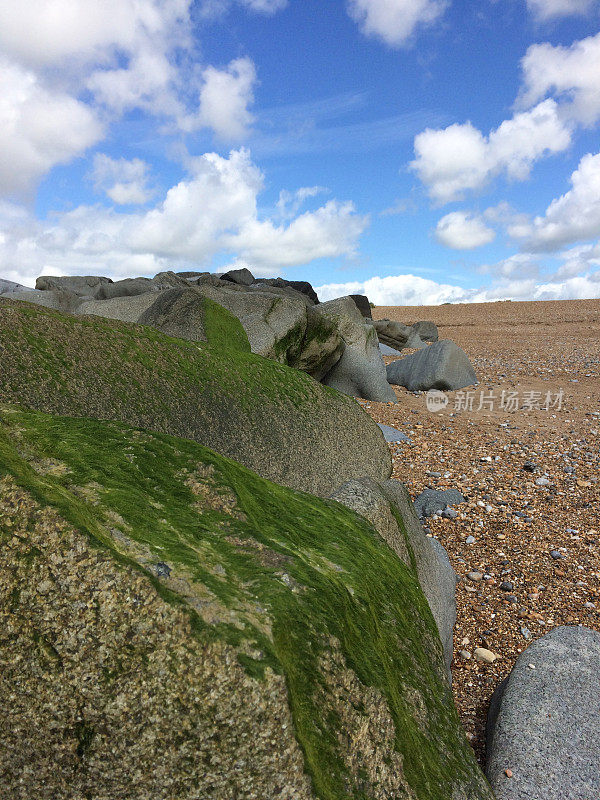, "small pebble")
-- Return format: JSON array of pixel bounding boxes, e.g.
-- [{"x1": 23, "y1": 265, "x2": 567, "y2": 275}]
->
[
  {"x1": 505, "y1": 769, "x2": 513, "y2": 778},
  {"x1": 460, "y1": 650, "x2": 471, "y2": 659},
  {"x1": 466, "y1": 535, "x2": 476, "y2": 544},
  {"x1": 467, "y1": 571, "x2": 483, "y2": 582},
  {"x1": 550, "y1": 550, "x2": 563, "y2": 560},
  {"x1": 500, "y1": 581, "x2": 514, "y2": 592},
  {"x1": 520, "y1": 626, "x2": 531, "y2": 639},
  {"x1": 474, "y1": 647, "x2": 497, "y2": 663}
]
